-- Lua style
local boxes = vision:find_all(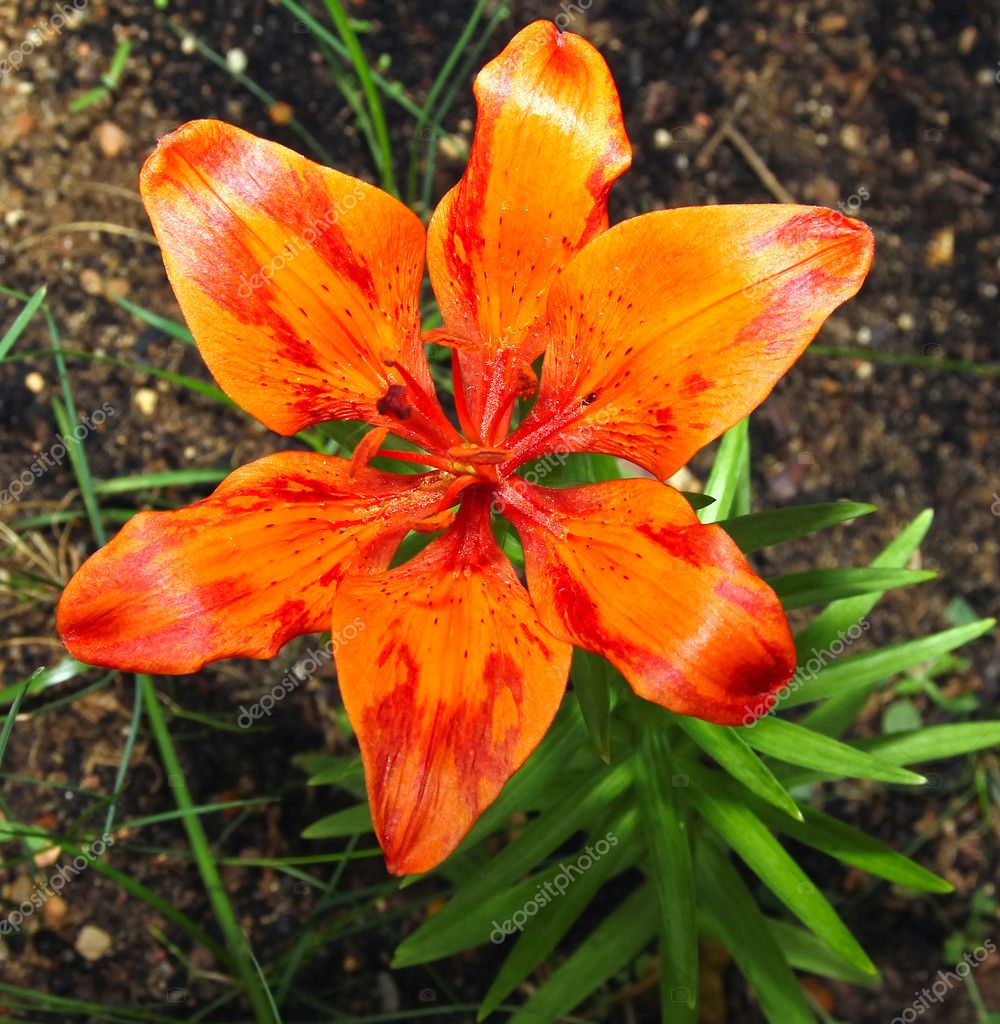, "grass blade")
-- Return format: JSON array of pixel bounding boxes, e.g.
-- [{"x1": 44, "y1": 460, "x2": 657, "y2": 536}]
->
[
  {"x1": 634, "y1": 727, "x2": 698, "y2": 1024},
  {"x1": 0, "y1": 285, "x2": 47, "y2": 361},
  {"x1": 722, "y1": 502, "x2": 876, "y2": 553},
  {"x1": 743, "y1": 716, "x2": 926, "y2": 785},
  {"x1": 141, "y1": 676, "x2": 277, "y2": 1024},
  {"x1": 769, "y1": 567, "x2": 935, "y2": 610},
  {"x1": 676, "y1": 716, "x2": 803, "y2": 820}
]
